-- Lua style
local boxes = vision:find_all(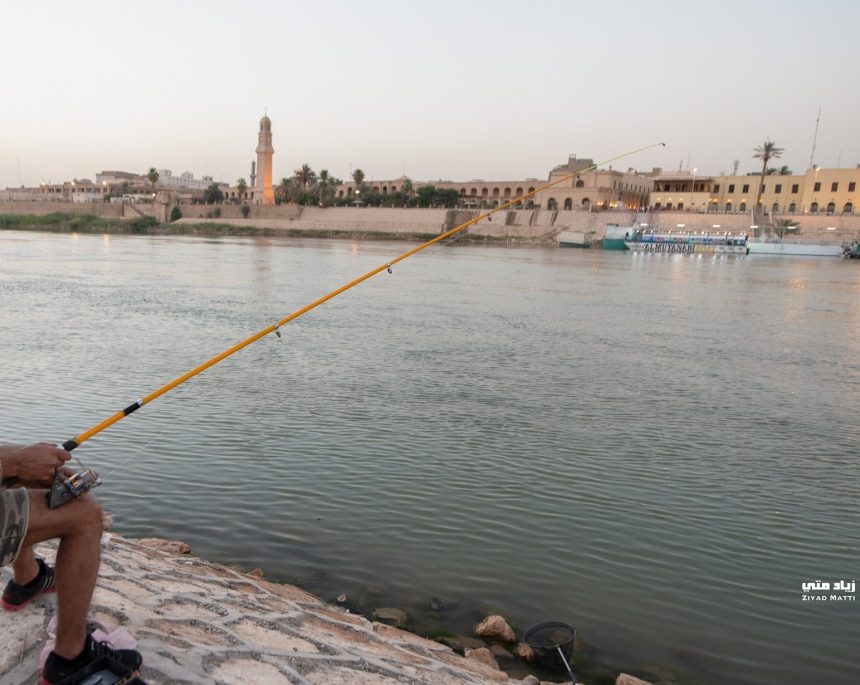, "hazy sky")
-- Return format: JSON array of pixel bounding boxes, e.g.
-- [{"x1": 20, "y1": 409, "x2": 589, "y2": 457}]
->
[{"x1": 2, "y1": 0, "x2": 858, "y2": 187}]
